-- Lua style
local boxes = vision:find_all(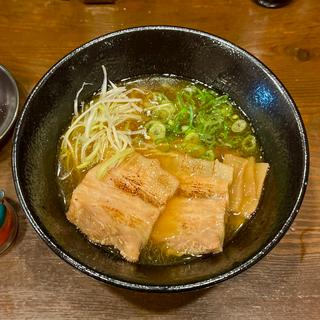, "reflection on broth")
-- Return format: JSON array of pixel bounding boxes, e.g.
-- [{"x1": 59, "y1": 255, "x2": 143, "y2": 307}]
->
[{"x1": 57, "y1": 67, "x2": 269, "y2": 265}]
